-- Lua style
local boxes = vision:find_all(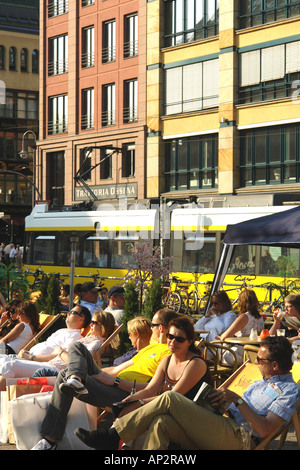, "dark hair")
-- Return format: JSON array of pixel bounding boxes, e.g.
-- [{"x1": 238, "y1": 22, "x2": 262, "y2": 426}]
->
[
  {"x1": 77, "y1": 305, "x2": 92, "y2": 328},
  {"x1": 211, "y1": 290, "x2": 232, "y2": 313},
  {"x1": 155, "y1": 308, "x2": 178, "y2": 327},
  {"x1": 238, "y1": 289, "x2": 261, "y2": 320},
  {"x1": 62, "y1": 284, "x2": 70, "y2": 295},
  {"x1": 168, "y1": 315, "x2": 200, "y2": 354},
  {"x1": 261, "y1": 336, "x2": 293, "y2": 372},
  {"x1": 19, "y1": 301, "x2": 40, "y2": 333}
]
